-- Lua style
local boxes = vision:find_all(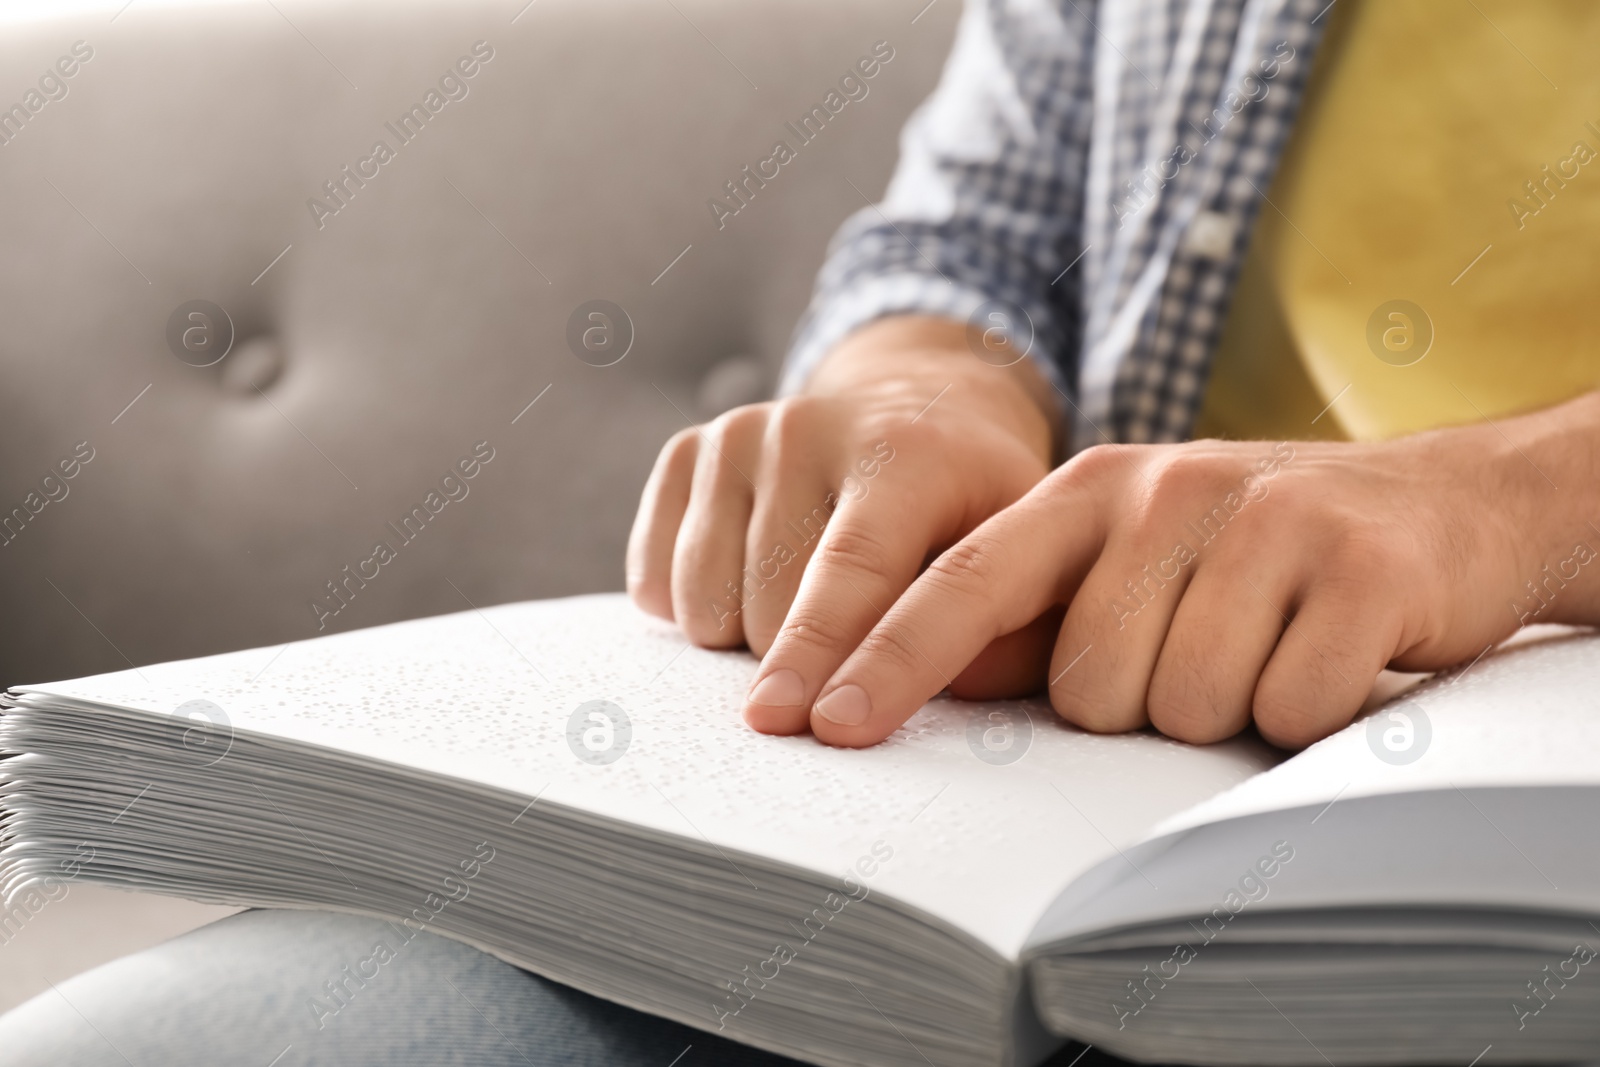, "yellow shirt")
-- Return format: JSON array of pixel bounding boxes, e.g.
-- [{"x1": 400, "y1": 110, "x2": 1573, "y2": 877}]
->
[{"x1": 1197, "y1": 0, "x2": 1600, "y2": 442}]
